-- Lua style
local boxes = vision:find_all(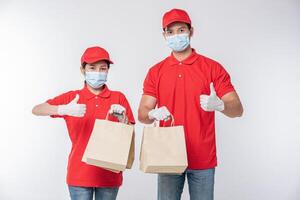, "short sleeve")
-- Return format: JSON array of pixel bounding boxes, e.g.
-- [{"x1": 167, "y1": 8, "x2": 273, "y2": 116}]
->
[
  {"x1": 119, "y1": 93, "x2": 135, "y2": 124},
  {"x1": 143, "y1": 68, "x2": 157, "y2": 98},
  {"x1": 46, "y1": 91, "x2": 76, "y2": 118},
  {"x1": 213, "y1": 63, "x2": 235, "y2": 98}
]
